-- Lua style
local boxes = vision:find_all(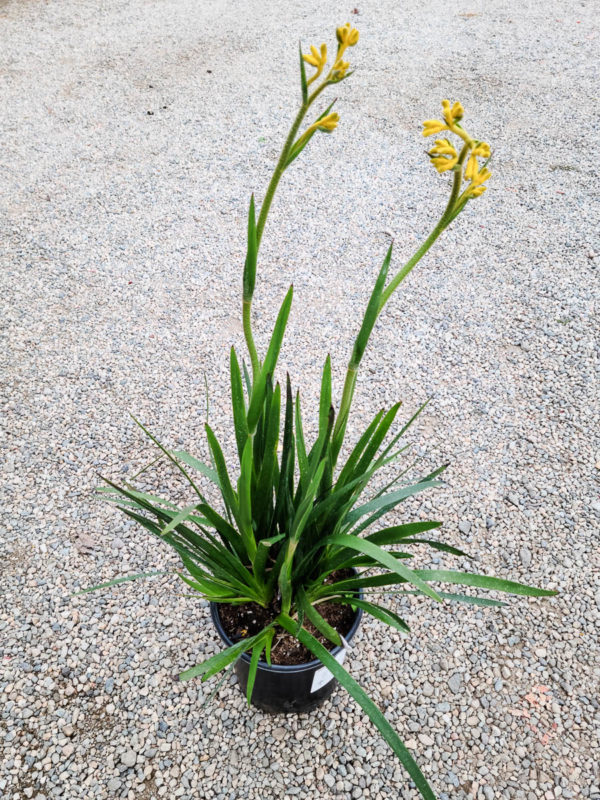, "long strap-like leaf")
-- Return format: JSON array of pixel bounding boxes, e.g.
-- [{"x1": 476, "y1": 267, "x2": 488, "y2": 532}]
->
[{"x1": 276, "y1": 613, "x2": 436, "y2": 800}]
